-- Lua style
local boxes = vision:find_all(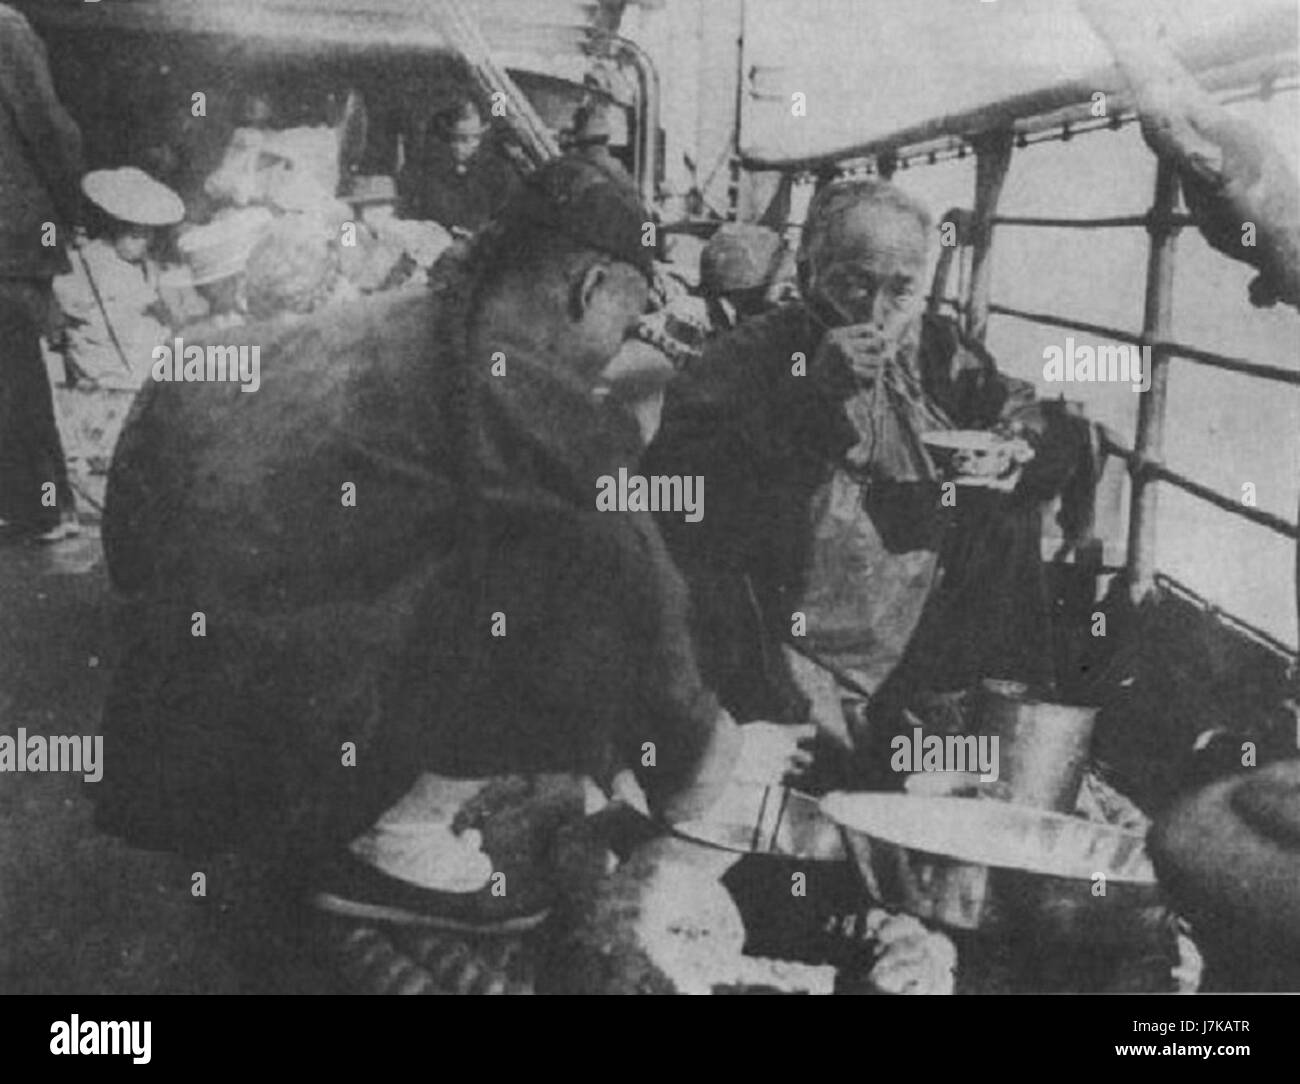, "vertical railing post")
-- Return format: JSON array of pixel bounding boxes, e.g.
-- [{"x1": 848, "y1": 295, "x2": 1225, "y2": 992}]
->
[
  {"x1": 965, "y1": 129, "x2": 1014, "y2": 344},
  {"x1": 1127, "y1": 159, "x2": 1181, "y2": 604}
]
